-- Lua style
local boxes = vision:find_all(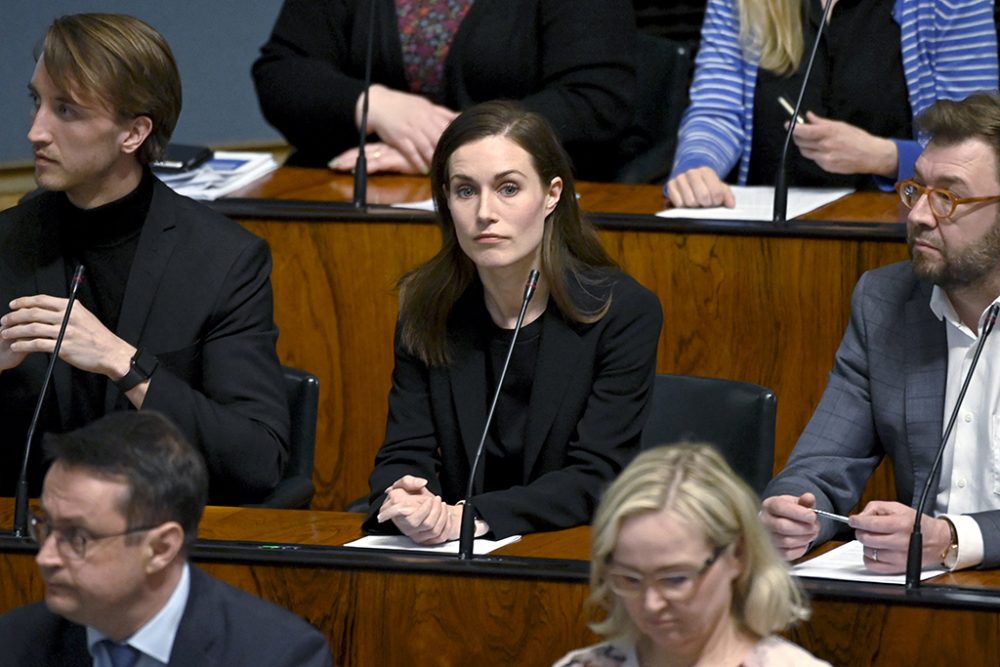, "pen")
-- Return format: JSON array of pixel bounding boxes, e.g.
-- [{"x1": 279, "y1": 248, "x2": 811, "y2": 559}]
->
[
  {"x1": 778, "y1": 96, "x2": 806, "y2": 125},
  {"x1": 811, "y1": 508, "x2": 850, "y2": 524}
]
